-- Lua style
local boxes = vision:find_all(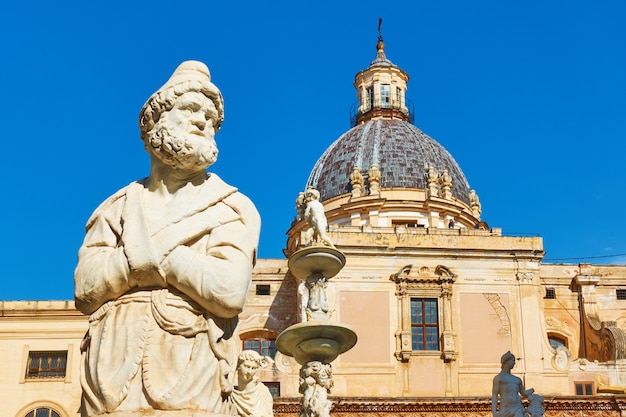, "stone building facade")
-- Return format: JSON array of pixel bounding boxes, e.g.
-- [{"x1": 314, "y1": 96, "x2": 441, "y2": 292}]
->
[{"x1": 2, "y1": 36, "x2": 626, "y2": 417}]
